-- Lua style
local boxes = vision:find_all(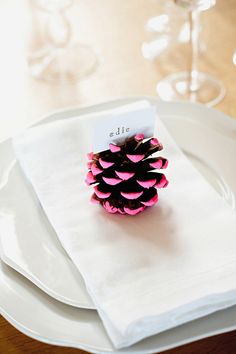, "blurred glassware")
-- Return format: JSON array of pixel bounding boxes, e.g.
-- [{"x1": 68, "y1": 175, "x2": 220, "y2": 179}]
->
[
  {"x1": 142, "y1": 1, "x2": 189, "y2": 60},
  {"x1": 156, "y1": 0, "x2": 225, "y2": 106},
  {"x1": 233, "y1": 50, "x2": 236, "y2": 66},
  {"x1": 28, "y1": 0, "x2": 97, "y2": 82},
  {"x1": 142, "y1": 1, "x2": 206, "y2": 61}
]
